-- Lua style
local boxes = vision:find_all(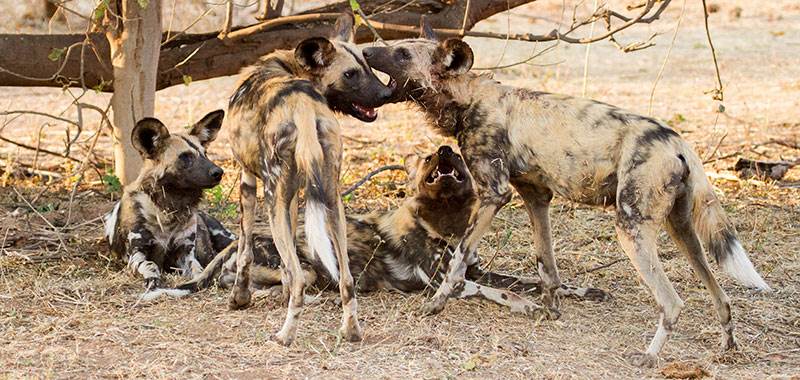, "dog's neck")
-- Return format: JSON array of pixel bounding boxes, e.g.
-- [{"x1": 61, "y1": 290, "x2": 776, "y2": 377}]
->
[
  {"x1": 134, "y1": 174, "x2": 203, "y2": 220},
  {"x1": 412, "y1": 73, "x2": 498, "y2": 137},
  {"x1": 378, "y1": 188, "x2": 476, "y2": 244},
  {"x1": 415, "y1": 192, "x2": 477, "y2": 241},
  {"x1": 249, "y1": 50, "x2": 315, "y2": 84}
]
